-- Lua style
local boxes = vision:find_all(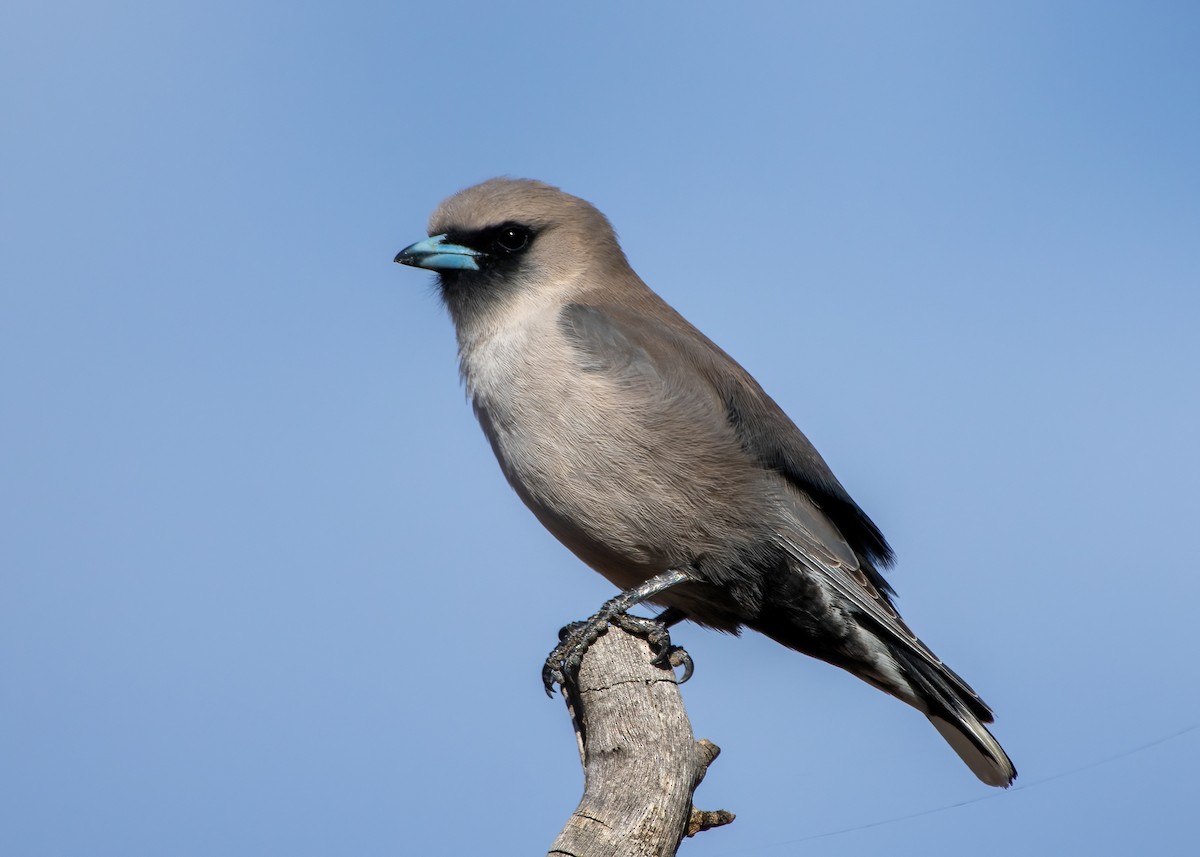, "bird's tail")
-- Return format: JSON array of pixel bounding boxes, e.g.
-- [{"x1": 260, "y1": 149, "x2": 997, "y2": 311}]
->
[{"x1": 891, "y1": 647, "x2": 1017, "y2": 787}]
